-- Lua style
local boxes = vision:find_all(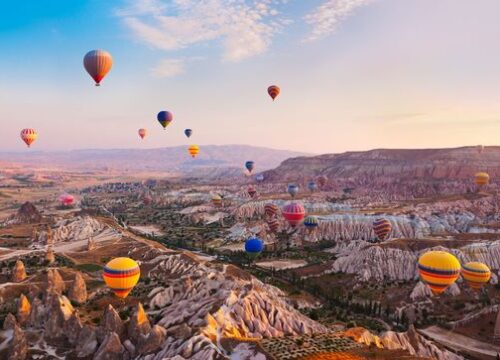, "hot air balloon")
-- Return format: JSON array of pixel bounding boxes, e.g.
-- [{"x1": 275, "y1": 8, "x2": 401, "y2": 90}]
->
[
  {"x1": 245, "y1": 161, "x2": 255, "y2": 174},
  {"x1": 264, "y1": 203, "x2": 279, "y2": 218},
  {"x1": 138, "y1": 128, "x2": 147, "y2": 139},
  {"x1": 475, "y1": 172, "x2": 489, "y2": 187},
  {"x1": 83, "y1": 50, "x2": 113, "y2": 86},
  {"x1": 59, "y1": 194, "x2": 74, "y2": 207},
  {"x1": 417, "y1": 251, "x2": 461, "y2": 295},
  {"x1": 247, "y1": 185, "x2": 257, "y2": 198},
  {"x1": 20, "y1": 128, "x2": 37, "y2": 148},
  {"x1": 308, "y1": 181, "x2": 318, "y2": 193},
  {"x1": 282, "y1": 202, "x2": 305, "y2": 228},
  {"x1": 184, "y1": 129, "x2": 192, "y2": 138},
  {"x1": 462, "y1": 262, "x2": 491, "y2": 291},
  {"x1": 267, "y1": 217, "x2": 280, "y2": 233},
  {"x1": 212, "y1": 194, "x2": 222, "y2": 207},
  {"x1": 267, "y1": 85, "x2": 280, "y2": 101},
  {"x1": 372, "y1": 218, "x2": 392, "y2": 242},
  {"x1": 303, "y1": 215, "x2": 319, "y2": 232},
  {"x1": 477, "y1": 145, "x2": 484, "y2": 154},
  {"x1": 103, "y1": 257, "x2": 140, "y2": 299},
  {"x1": 245, "y1": 237, "x2": 264, "y2": 258},
  {"x1": 157, "y1": 111, "x2": 173, "y2": 129},
  {"x1": 188, "y1": 145, "x2": 199, "y2": 158},
  {"x1": 256, "y1": 174, "x2": 264, "y2": 182},
  {"x1": 317, "y1": 175, "x2": 328, "y2": 188},
  {"x1": 287, "y1": 184, "x2": 299, "y2": 198}
]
